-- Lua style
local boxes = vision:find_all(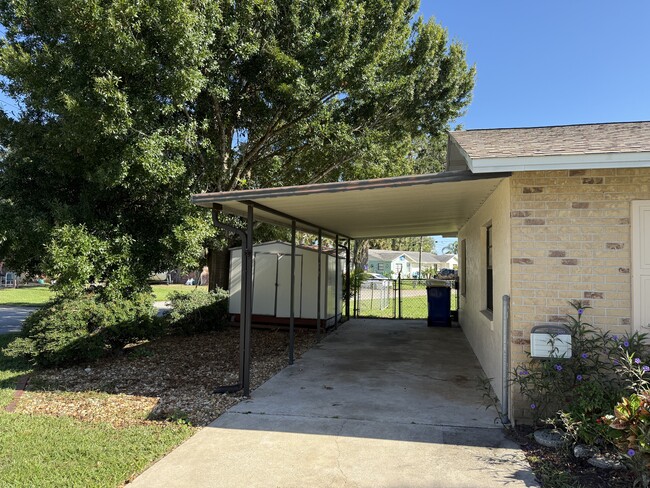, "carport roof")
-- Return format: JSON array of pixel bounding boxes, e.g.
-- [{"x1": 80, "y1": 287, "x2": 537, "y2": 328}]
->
[{"x1": 192, "y1": 170, "x2": 507, "y2": 239}]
